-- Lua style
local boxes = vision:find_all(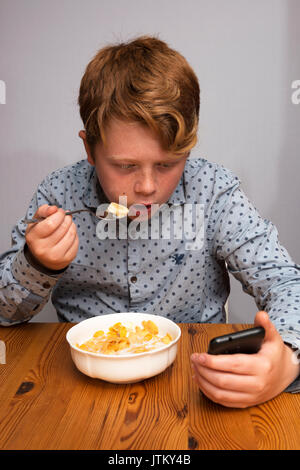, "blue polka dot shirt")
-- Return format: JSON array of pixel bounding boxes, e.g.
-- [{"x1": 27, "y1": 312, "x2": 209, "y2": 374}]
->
[{"x1": 1, "y1": 157, "x2": 300, "y2": 391}]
